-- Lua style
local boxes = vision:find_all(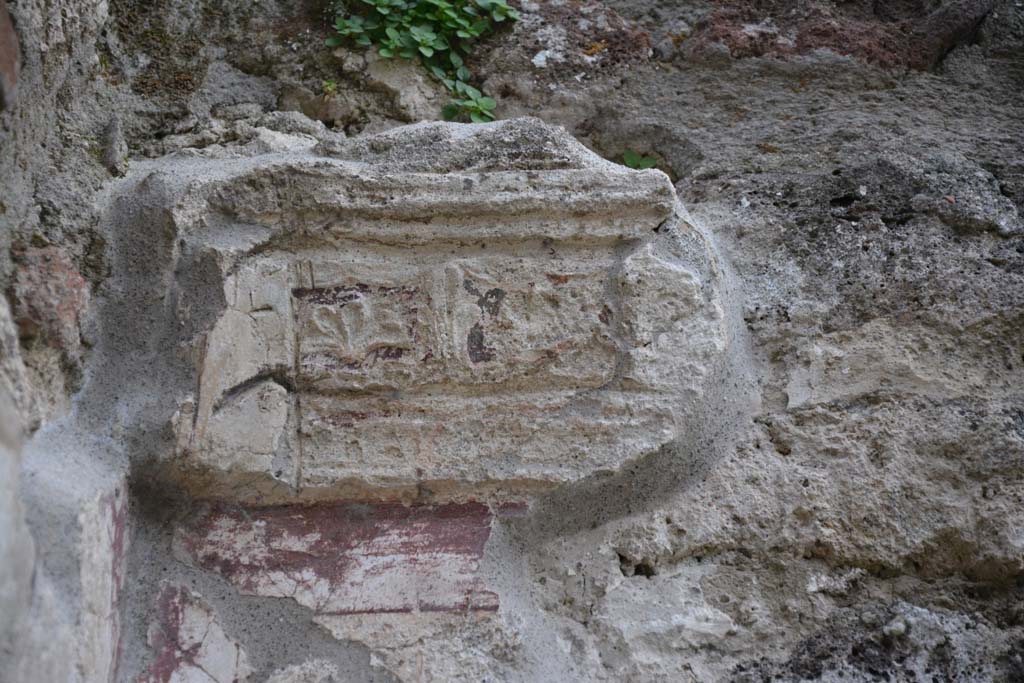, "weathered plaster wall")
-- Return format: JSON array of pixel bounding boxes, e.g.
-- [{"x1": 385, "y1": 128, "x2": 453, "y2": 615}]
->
[{"x1": 1, "y1": 0, "x2": 1023, "y2": 681}]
